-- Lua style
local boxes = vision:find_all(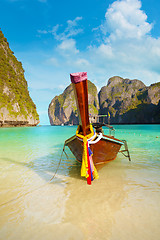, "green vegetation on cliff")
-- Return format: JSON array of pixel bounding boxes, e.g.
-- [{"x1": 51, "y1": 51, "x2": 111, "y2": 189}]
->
[
  {"x1": 99, "y1": 76, "x2": 160, "y2": 124},
  {"x1": 0, "y1": 29, "x2": 39, "y2": 126},
  {"x1": 48, "y1": 80, "x2": 99, "y2": 125}
]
